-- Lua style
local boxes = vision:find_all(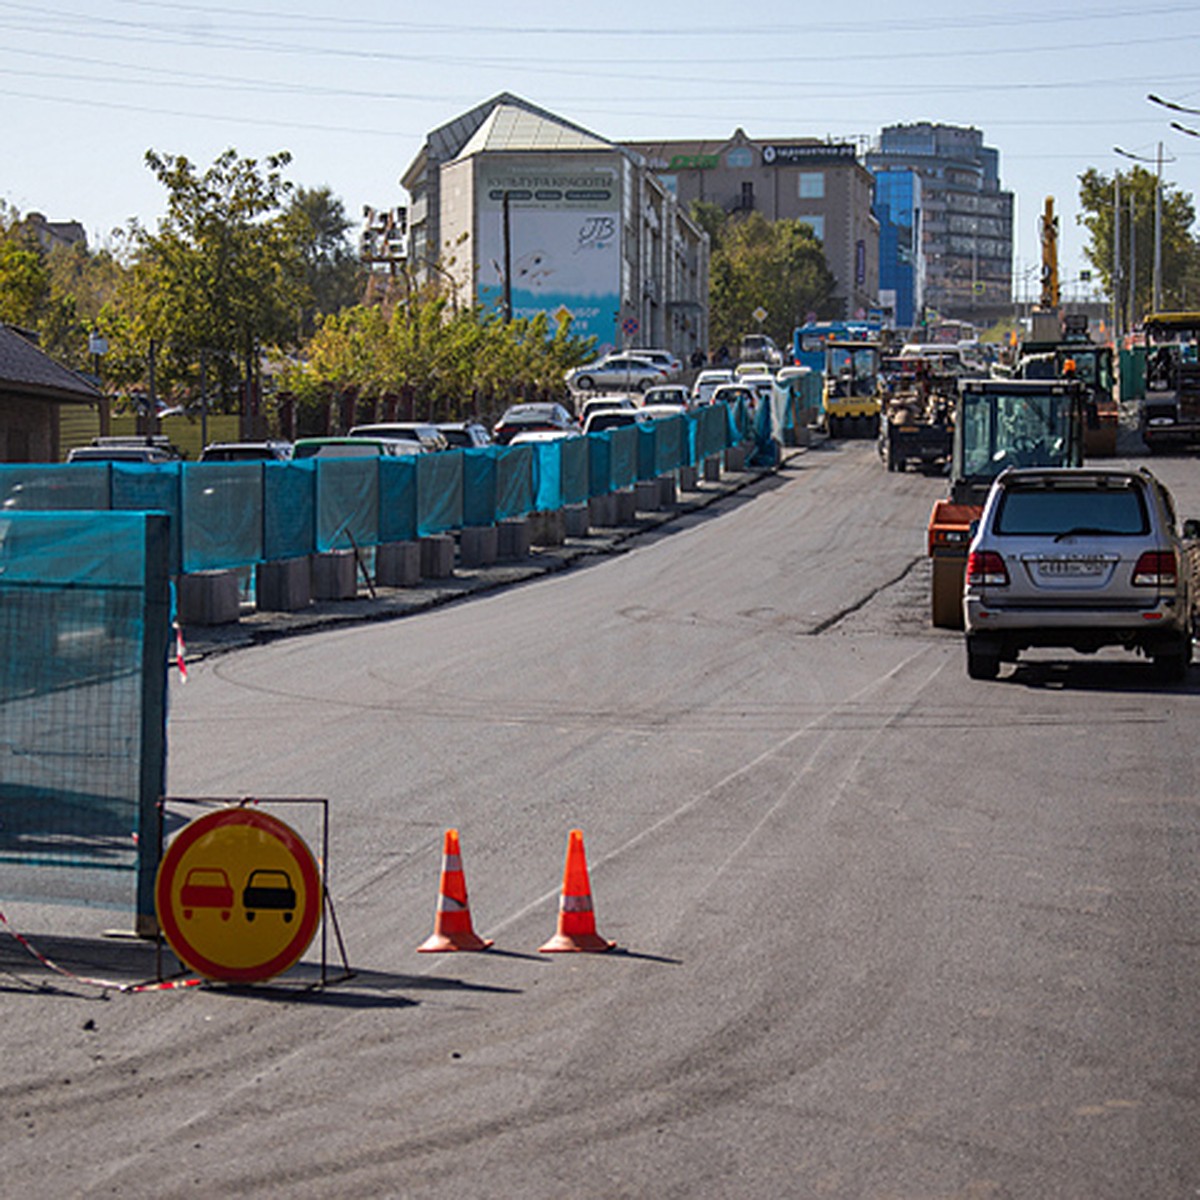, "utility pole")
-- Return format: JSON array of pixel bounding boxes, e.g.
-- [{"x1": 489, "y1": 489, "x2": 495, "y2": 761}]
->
[{"x1": 501, "y1": 191, "x2": 513, "y2": 324}]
